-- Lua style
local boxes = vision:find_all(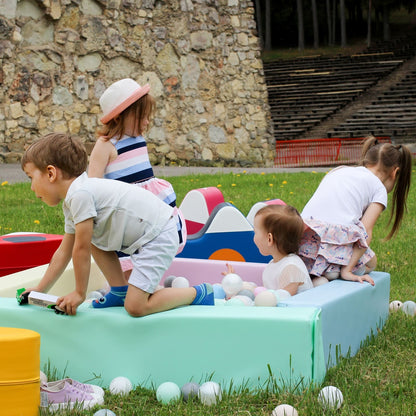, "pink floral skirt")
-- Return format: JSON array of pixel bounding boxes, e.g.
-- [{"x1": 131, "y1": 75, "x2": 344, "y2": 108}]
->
[{"x1": 298, "y1": 218, "x2": 375, "y2": 277}]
